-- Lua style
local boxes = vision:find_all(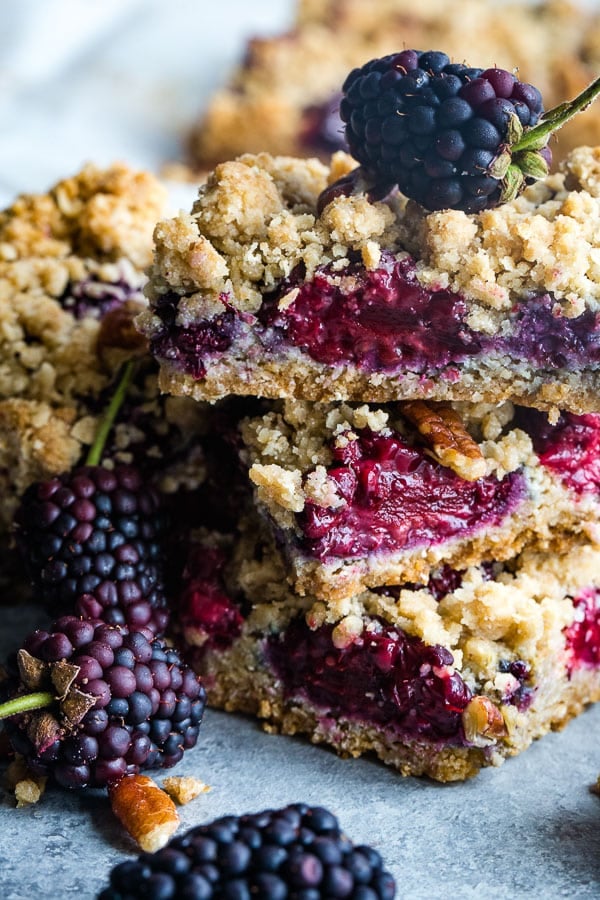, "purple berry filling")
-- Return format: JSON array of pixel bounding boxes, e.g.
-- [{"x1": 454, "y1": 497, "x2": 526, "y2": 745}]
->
[
  {"x1": 259, "y1": 254, "x2": 482, "y2": 371},
  {"x1": 178, "y1": 545, "x2": 243, "y2": 652},
  {"x1": 377, "y1": 566, "x2": 534, "y2": 712},
  {"x1": 150, "y1": 292, "x2": 238, "y2": 379},
  {"x1": 515, "y1": 409, "x2": 600, "y2": 495},
  {"x1": 297, "y1": 427, "x2": 523, "y2": 562},
  {"x1": 150, "y1": 254, "x2": 600, "y2": 381},
  {"x1": 564, "y1": 587, "x2": 600, "y2": 673},
  {"x1": 60, "y1": 274, "x2": 143, "y2": 320},
  {"x1": 377, "y1": 563, "x2": 466, "y2": 602},
  {"x1": 503, "y1": 296, "x2": 600, "y2": 369},
  {"x1": 497, "y1": 659, "x2": 534, "y2": 710},
  {"x1": 268, "y1": 615, "x2": 473, "y2": 742}
]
